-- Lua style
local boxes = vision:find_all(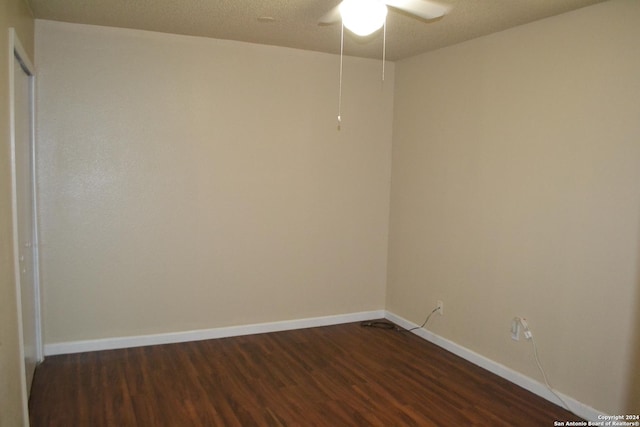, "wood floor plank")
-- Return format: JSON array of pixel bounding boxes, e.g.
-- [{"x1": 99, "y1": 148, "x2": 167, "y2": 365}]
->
[{"x1": 29, "y1": 321, "x2": 583, "y2": 426}]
